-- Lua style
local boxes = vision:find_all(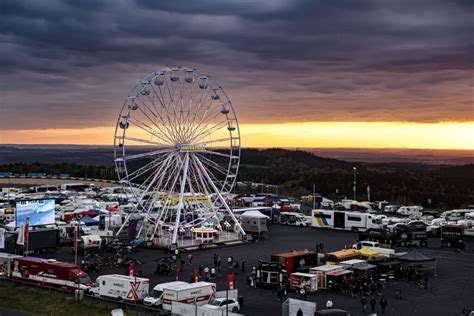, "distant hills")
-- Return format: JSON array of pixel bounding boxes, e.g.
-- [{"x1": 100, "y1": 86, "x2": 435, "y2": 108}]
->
[
  {"x1": 1, "y1": 145, "x2": 472, "y2": 165},
  {"x1": 0, "y1": 145, "x2": 473, "y2": 209}
]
